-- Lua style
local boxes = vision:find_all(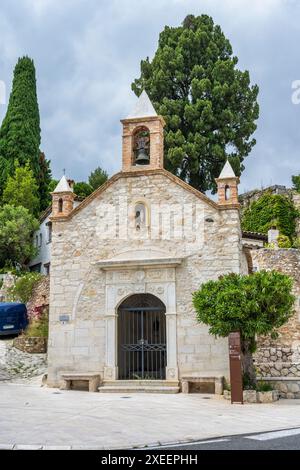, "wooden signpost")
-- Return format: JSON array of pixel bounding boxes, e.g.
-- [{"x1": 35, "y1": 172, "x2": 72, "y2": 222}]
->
[{"x1": 228, "y1": 331, "x2": 243, "y2": 404}]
